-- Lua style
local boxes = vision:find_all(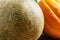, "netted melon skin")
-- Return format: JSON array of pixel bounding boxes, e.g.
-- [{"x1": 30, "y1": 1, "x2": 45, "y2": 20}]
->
[{"x1": 0, "y1": 0, "x2": 44, "y2": 40}]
